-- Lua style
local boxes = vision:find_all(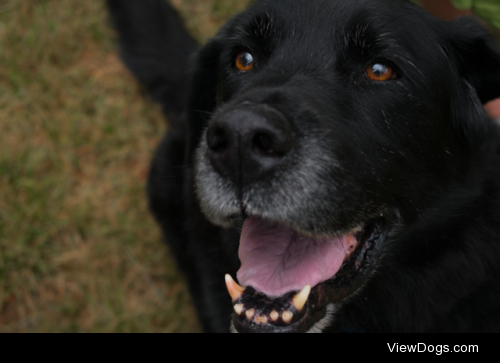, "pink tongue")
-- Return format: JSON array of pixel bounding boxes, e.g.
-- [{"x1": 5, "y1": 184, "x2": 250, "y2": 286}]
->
[{"x1": 237, "y1": 217, "x2": 353, "y2": 298}]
